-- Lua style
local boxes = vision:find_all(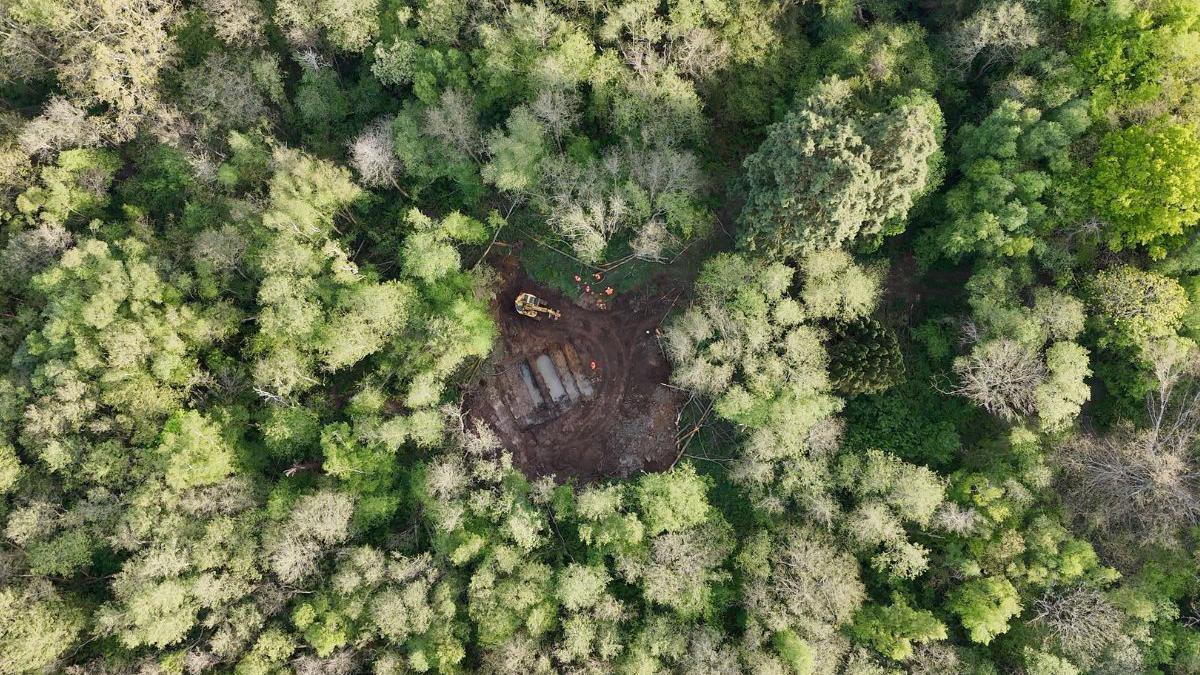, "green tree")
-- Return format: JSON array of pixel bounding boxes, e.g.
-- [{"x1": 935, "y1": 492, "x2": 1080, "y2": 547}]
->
[
  {"x1": 1090, "y1": 122, "x2": 1200, "y2": 257},
  {"x1": 739, "y1": 77, "x2": 942, "y2": 255},
  {"x1": 21, "y1": 237, "x2": 232, "y2": 466},
  {"x1": 1073, "y1": 0, "x2": 1200, "y2": 124},
  {"x1": 932, "y1": 99, "x2": 1089, "y2": 260},
  {"x1": 14, "y1": 148, "x2": 121, "y2": 226},
  {"x1": 948, "y1": 576, "x2": 1022, "y2": 645},
  {"x1": 850, "y1": 598, "x2": 947, "y2": 660},
  {"x1": 635, "y1": 464, "x2": 711, "y2": 536},
  {"x1": 1089, "y1": 265, "x2": 1190, "y2": 348},
  {"x1": 157, "y1": 410, "x2": 236, "y2": 491},
  {"x1": 827, "y1": 317, "x2": 906, "y2": 396},
  {"x1": 0, "y1": 583, "x2": 86, "y2": 673}
]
